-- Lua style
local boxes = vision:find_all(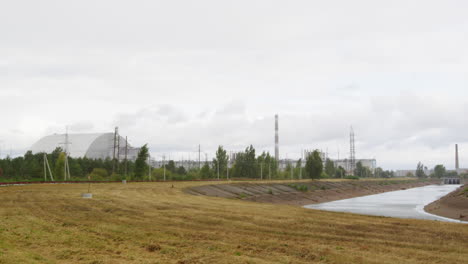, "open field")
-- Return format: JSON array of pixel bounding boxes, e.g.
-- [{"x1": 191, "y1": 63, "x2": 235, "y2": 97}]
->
[{"x1": 0, "y1": 181, "x2": 467, "y2": 264}]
